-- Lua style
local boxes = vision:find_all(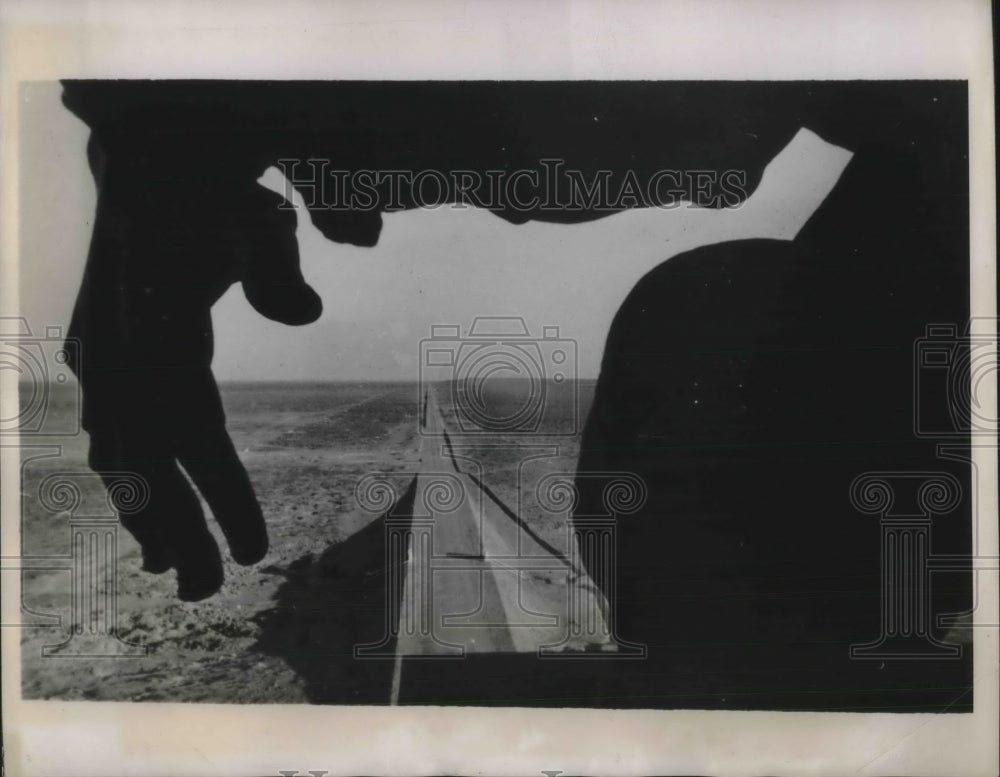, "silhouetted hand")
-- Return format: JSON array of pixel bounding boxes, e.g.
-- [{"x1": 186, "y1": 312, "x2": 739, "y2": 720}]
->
[
  {"x1": 68, "y1": 135, "x2": 322, "y2": 600},
  {"x1": 57, "y1": 79, "x2": 811, "y2": 604}
]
